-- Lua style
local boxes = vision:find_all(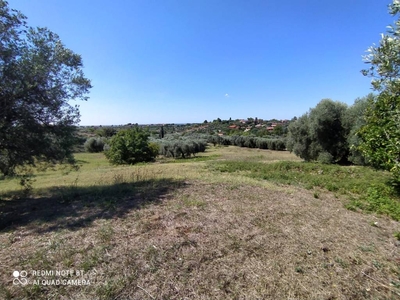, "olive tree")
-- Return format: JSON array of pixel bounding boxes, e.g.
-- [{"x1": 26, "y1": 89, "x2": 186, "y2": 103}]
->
[
  {"x1": 0, "y1": 0, "x2": 91, "y2": 176},
  {"x1": 287, "y1": 99, "x2": 349, "y2": 163},
  {"x1": 358, "y1": 0, "x2": 400, "y2": 179},
  {"x1": 344, "y1": 94, "x2": 374, "y2": 165}
]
